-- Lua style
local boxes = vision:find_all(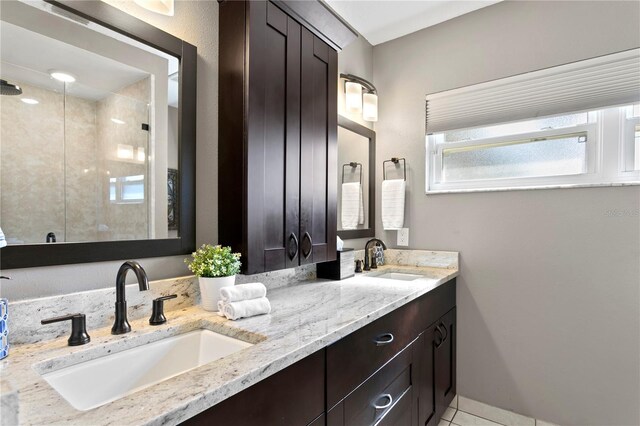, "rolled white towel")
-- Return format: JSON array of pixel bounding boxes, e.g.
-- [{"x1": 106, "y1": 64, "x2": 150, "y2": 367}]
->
[
  {"x1": 219, "y1": 283, "x2": 267, "y2": 302},
  {"x1": 222, "y1": 297, "x2": 271, "y2": 320},
  {"x1": 216, "y1": 300, "x2": 226, "y2": 317}
]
